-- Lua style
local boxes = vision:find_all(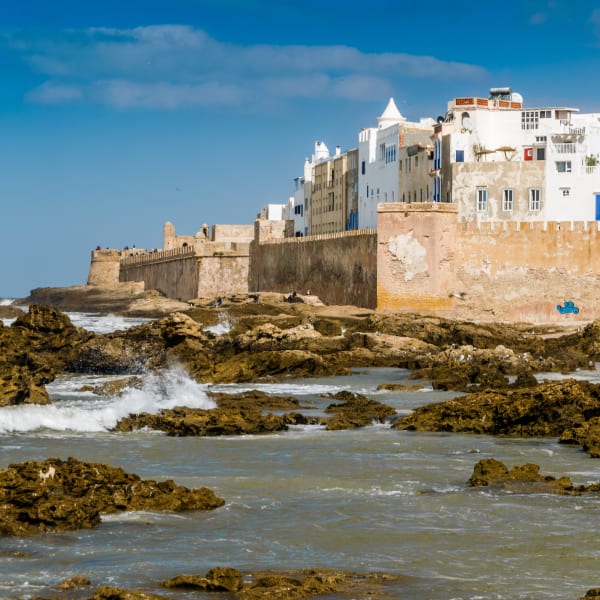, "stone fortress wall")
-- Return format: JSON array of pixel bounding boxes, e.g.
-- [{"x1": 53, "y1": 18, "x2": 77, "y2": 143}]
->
[
  {"x1": 88, "y1": 208, "x2": 600, "y2": 323},
  {"x1": 251, "y1": 220, "x2": 378, "y2": 308},
  {"x1": 377, "y1": 203, "x2": 600, "y2": 323}
]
